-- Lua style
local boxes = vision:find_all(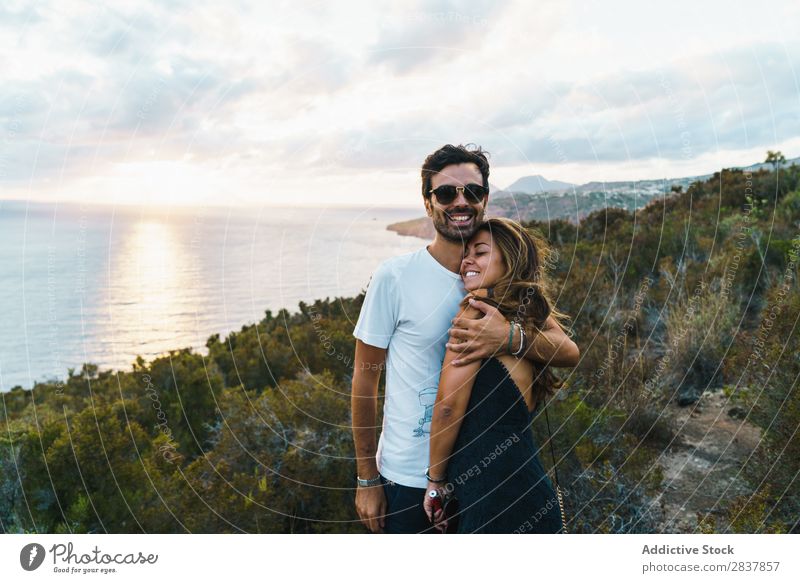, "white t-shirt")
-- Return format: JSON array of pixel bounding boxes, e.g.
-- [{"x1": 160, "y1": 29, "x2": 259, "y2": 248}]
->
[{"x1": 353, "y1": 246, "x2": 465, "y2": 488}]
